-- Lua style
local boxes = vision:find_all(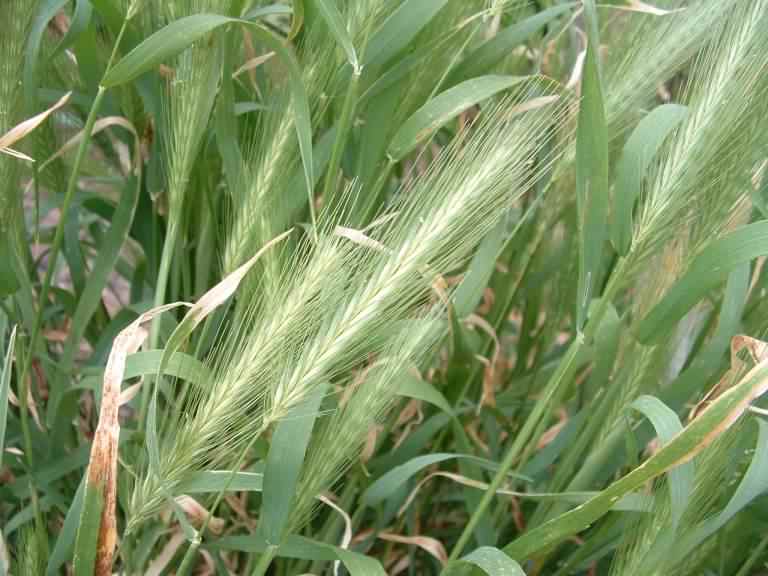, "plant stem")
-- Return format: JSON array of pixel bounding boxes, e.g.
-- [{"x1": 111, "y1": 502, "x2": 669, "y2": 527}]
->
[
  {"x1": 22, "y1": 88, "x2": 107, "y2": 425},
  {"x1": 21, "y1": 15, "x2": 130, "y2": 427},
  {"x1": 176, "y1": 421, "x2": 272, "y2": 576},
  {"x1": 322, "y1": 69, "x2": 361, "y2": 208},
  {"x1": 735, "y1": 533, "x2": 768, "y2": 576},
  {"x1": 251, "y1": 545, "x2": 279, "y2": 576},
  {"x1": 139, "y1": 219, "x2": 180, "y2": 427},
  {"x1": 175, "y1": 535, "x2": 202, "y2": 576}
]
